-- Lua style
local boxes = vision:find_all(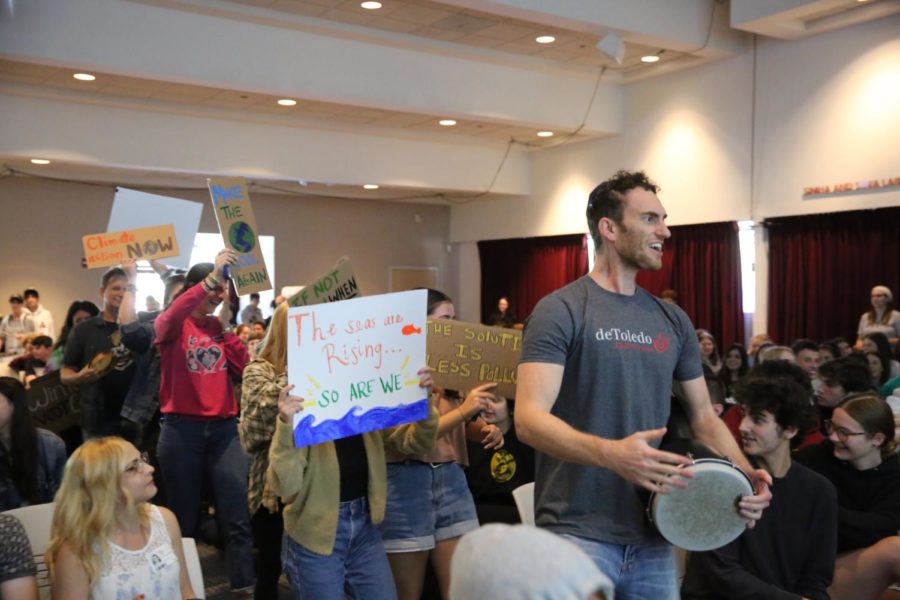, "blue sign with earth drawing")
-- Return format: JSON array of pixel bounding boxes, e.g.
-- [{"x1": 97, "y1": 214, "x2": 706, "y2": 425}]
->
[{"x1": 207, "y1": 177, "x2": 272, "y2": 295}]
